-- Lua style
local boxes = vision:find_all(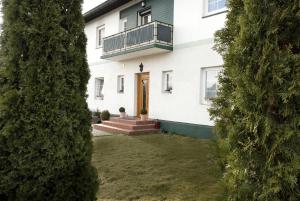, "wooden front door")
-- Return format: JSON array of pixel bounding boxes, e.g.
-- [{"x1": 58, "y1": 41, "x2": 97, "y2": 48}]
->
[{"x1": 137, "y1": 73, "x2": 149, "y2": 117}]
